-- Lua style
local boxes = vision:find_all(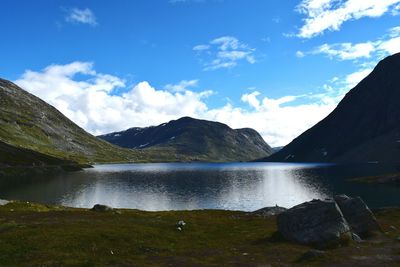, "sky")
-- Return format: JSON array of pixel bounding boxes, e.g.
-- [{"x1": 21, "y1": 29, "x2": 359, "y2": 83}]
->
[{"x1": 1, "y1": 0, "x2": 400, "y2": 147}]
